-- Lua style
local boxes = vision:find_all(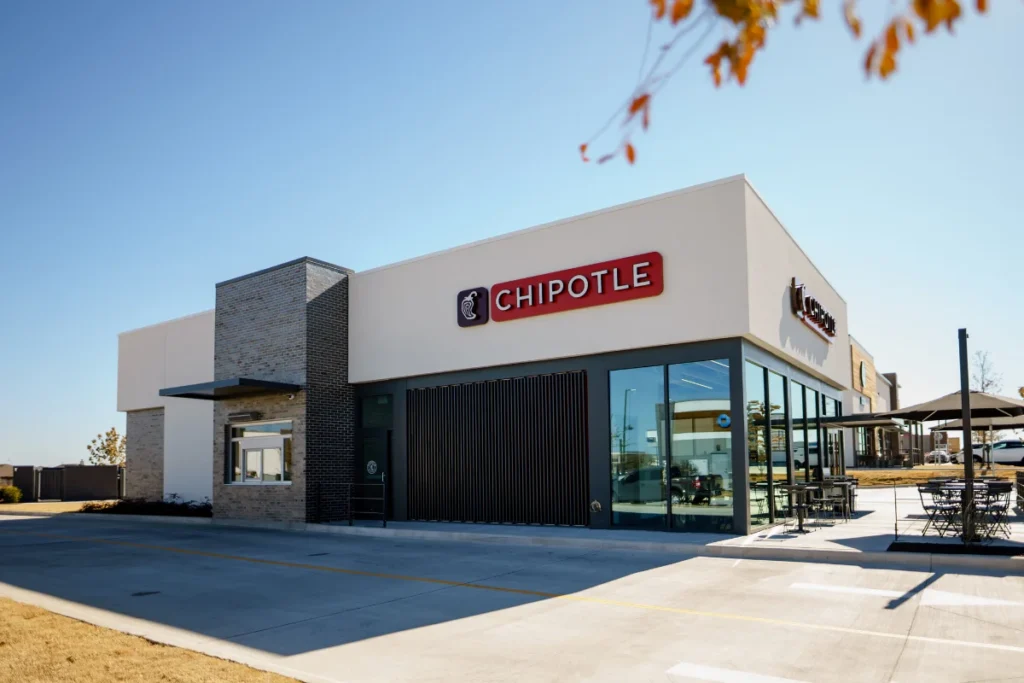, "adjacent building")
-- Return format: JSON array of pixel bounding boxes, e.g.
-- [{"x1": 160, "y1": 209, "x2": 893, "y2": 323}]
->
[{"x1": 117, "y1": 175, "x2": 853, "y2": 535}]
